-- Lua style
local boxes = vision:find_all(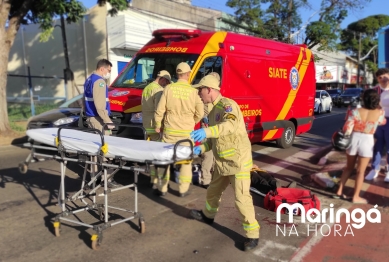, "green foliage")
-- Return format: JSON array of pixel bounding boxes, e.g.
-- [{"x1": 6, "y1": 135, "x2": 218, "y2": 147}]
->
[
  {"x1": 226, "y1": 0, "x2": 265, "y2": 36},
  {"x1": 8, "y1": 103, "x2": 59, "y2": 121}
]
